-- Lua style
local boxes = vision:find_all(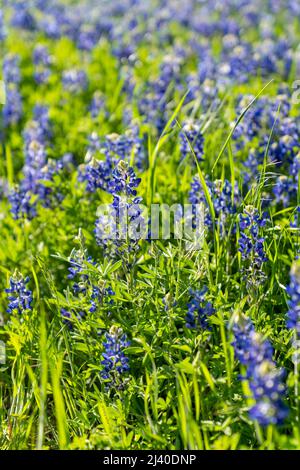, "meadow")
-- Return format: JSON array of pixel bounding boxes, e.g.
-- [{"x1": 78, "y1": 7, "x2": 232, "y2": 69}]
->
[{"x1": 1, "y1": 0, "x2": 300, "y2": 450}]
